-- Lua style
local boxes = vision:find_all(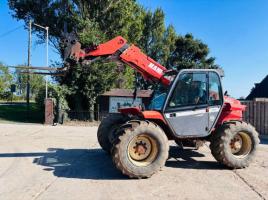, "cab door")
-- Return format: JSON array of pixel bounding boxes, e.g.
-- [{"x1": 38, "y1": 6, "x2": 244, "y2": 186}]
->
[
  {"x1": 207, "y1": 71, "x2": 224, "y2": 130},
  {"x1": 163, "y1": 71, "x2": 209, "y2": 137}
]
